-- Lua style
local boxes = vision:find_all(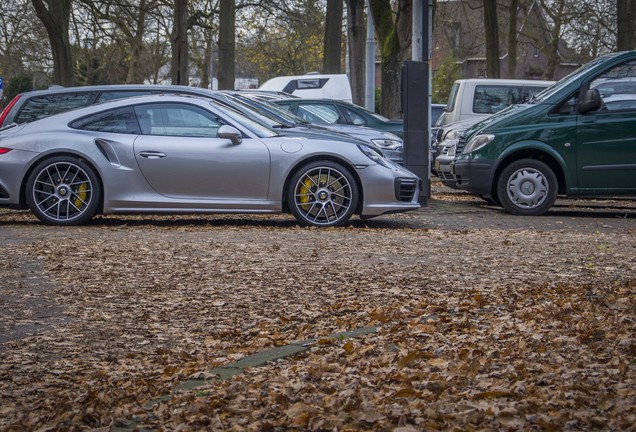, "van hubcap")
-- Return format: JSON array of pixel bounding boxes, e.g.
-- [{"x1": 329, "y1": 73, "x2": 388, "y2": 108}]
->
[{"x1": 507, "y1": 168, "x2": 548, "y2": 209}]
